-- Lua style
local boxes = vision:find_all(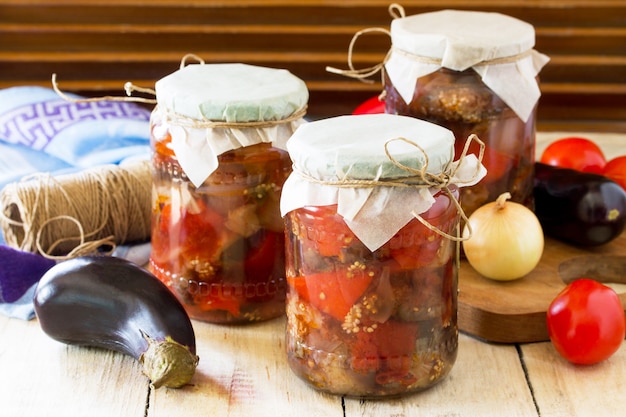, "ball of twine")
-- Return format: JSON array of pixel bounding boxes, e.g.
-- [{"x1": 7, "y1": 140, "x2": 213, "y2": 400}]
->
[{"x1": 0, "y1": 160, "x2": 152, "y2": 260}]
